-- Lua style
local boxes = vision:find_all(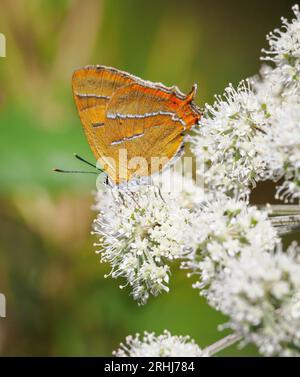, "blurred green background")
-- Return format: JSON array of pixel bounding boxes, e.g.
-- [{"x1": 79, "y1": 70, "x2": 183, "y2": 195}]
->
[{"x1": 0, "y1": 0, "x2": 297, "y2": 356}]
